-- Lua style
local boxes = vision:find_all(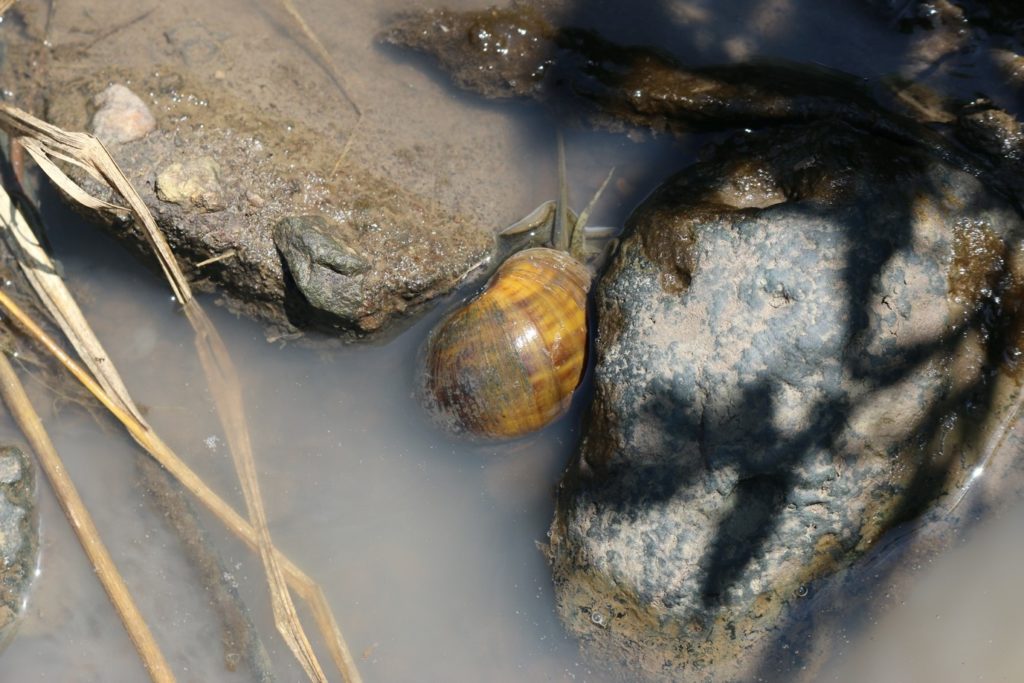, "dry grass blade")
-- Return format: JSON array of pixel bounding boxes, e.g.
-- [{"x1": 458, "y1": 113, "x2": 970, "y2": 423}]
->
[
  {"x1": 18, "y1": 138, "x2": 127, "y2": 214},
  {"x1": 0, "y1": 352, "x2": 176, "y2": 683},
  {"x1": 0, "y1": 106, "x2": 190, "y2": 303},
  {"x1": 185, "y1": 299, "x2": 327, "y2": 683},
  {"x1": 0, "y1": 104, "x2": 361, "y2": 681},
  {"x1": 0, "y1": 155, "x2": 144, "y2": 423},
  {"x1": 0, "y1": 292, "x2": 363, "y2": 683},
  {"x1": 274, "y1": 0, "x2": 363, "y2": 172},
  {"x1": 278, "y1": 0, "x2": 361, "y2": 119},
  {"x1": 0, "y1": 171, "x2": 274, "y2": 679}
]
